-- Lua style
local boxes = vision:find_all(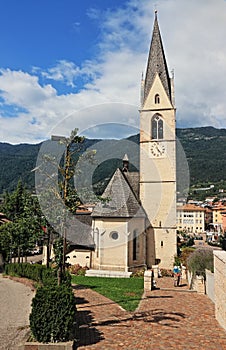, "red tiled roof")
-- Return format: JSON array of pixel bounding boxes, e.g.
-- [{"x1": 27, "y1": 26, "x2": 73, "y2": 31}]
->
[{"x1": 177, "y1": 204, "x2": 206, "y2": 212}]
